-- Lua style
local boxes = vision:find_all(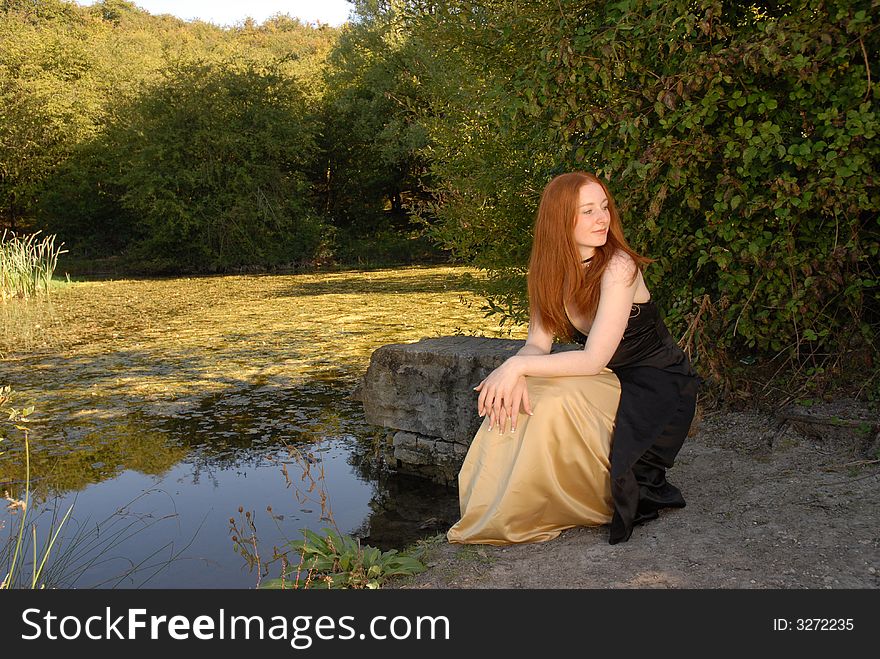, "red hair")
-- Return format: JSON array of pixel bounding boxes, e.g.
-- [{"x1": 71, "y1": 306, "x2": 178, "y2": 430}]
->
[{"x1": 527, "y1": 172, "x2": 652, "y2": 340}]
